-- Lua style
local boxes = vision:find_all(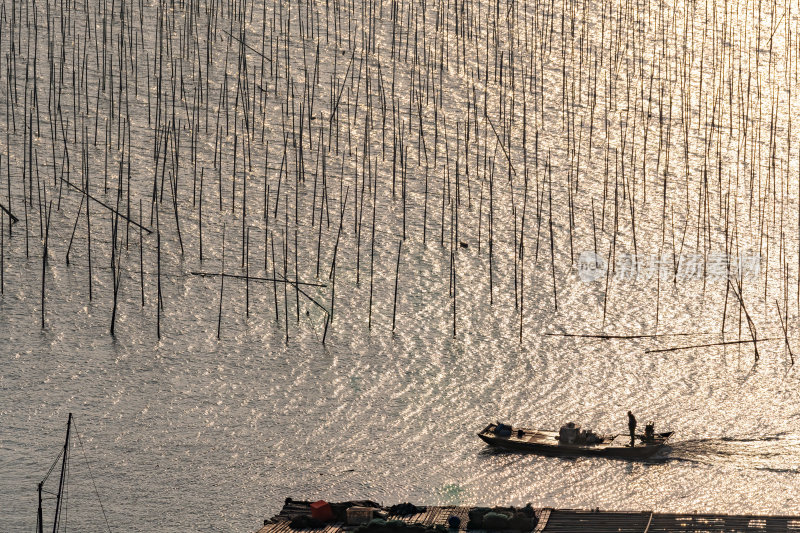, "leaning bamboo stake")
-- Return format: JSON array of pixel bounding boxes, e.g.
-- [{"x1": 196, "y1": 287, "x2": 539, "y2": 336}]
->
[
  {"x1": 199, "y1": 168, "x2": 204, "y2": 262},
  {"x1": 1, "y1": 212, "x2": 3, "y2": 294},
  {"x1": 157, "y1": 204, "x2": 162, "y2": 339},
  {"x1": 217, "y1": 223, "x2": 226, "y2": 339},
  {"x1": 328, "y1": 187, "x2": 350, "y2": 279},
  {"x1": 452, "y1": 250, "x2": 456, "y2": 337},
  {"x1": 271, "y1": 231, "x2": 279, "y2": 324},
  {"x1": 41, "y1": 201, "x2": 52, "y2": 328},
  {"x1": 369, "y1": 160, "x2": 377, "y2": 329},
  {"x1": 190, "y1": 272, "x2": 326, "y2": 287},
  {"x1": 645, "y1": 338, "x2": 781, "y2": 354},
  {"x1": 547, "y1": 154, "x2": 558, "y2": 312},
  {"x1": 140, "y1": 200, "x2": 144, "y2": 307},
  {"x1": 65, "y1": 194, "x2": 85, "y2": 265},
  {"x1": 283, "y1": 227, "x2": 289, "y2": 343},
  {"x1": 776, "y1": 299, "x2": 794, "y2": 365},
  {"x1": 86, "y1": 174, "x2": 93, "y2": 301},
  {"x1": 289, "y1": 205, "x2": 299, "y2": 321},
  {"x1": 0, "y1": 202, "x2": 17, "y2": 224},
  {"x1": 392, "y1": 239, "x2": 402, "y2": 332},
  {"x1": 61, "y1": 175, "x2": 152, "y2": 233},
  {"x1": 111, "y1": 198, "x2": 121, "y2": 336},
  {"x1": 729, "y1": 279, "x2": 760, "y2": 362}
]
